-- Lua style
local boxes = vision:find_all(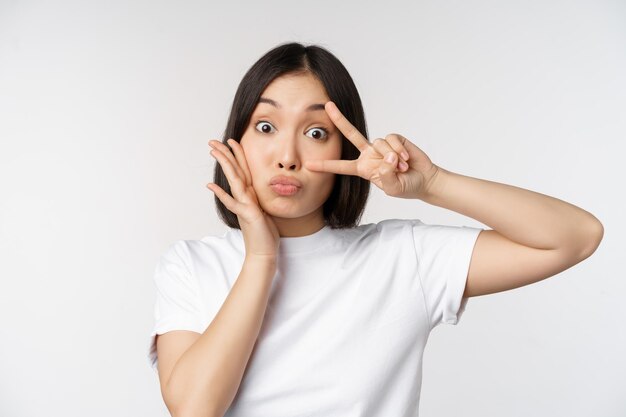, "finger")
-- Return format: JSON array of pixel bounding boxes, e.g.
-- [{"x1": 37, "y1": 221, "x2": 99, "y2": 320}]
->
[
  {"x1": 206, "y1": 182, "x2": 240, "y2": 212},
  {"x1": 372, "y1": 138, "x2": 408, "y2": 172},
  {"x1": 378, "y1": 154, "x2": 403, "y2": 196},
  {"x1": 209, "y1": 139, "x2": 245, "y2": 180},
  {"x1": 325, "y1": 101, "x2": 369, "y2": 152},
  {"x1": 384, "y1": 133, "x2": 410, "y2": 162},
  {"x1": 210, "y1": 148, "x2": 246, "y2": 197},
  {"x1": 387, "y1": 133, "x2": 425, "y2": 165},
  {"x1": 371, "y1": 137, "x2": 395, "y2": 159},
  {"x1": 226, "y1": 138, "x2": 252, "y2": 186},
  {"x1": 304, "y1": 158, "x2": 358, "y2": 176}
]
